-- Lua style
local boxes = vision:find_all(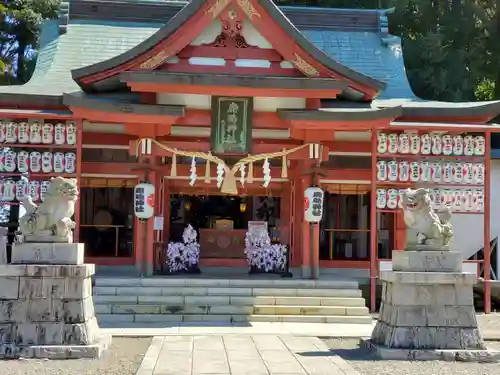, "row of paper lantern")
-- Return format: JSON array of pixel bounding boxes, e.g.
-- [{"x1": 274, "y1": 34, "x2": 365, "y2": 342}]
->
[
  {"x1": 376, "y1": 188, "x2": 484, "y2": 213},
  {"x1": 377, "y1": 133, "x2": 485, "y2": 156},
  {"x1": 376, "y1": 160, "x2": 484, "y2": 185},
  {"x1": 0, "y1": 179, "x2": 51, "y2": 203},
  {"x1": 0, "y1": 121, "x2": 77, "y2": 145},
  {"x1": 0, "y1": 151, "x2": 77, "y2": 174}
]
